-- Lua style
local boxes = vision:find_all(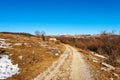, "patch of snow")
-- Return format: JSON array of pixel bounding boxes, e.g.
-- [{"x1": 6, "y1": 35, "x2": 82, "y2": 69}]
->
[
  {"x1": 92, "y1": 60, "x2": 98, "y2": 63},
  {"x1": 0, "y1": 38, "x2": 12, "y2": 48},
  {"x1": 0, "y1": 55, "x2": 19, "y2": 80},
  {"x1": 94, "y1": 54, "x2": 106, "y2": 59},
  {"x1": 89, "y1": 55, "x2": 99, "y2": 61},
  {"x1": 0, "y1": 38, "x2": 6, "y2": 41},
  {"x1": 55, "y1": 53, "x2": 59, "y2": 56},
  {"x1": 91, "y1": 52, "x2": 106, "y2": 59},
  {"x1": 49, "y1": 38, "x2": 57, "y2": 42},
  {"x1": 102, "y1": 62, "x2": 115, "y2": 70},
  {"x1": 113, "y1": 73, "x2": 119, "y2": 78}
]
